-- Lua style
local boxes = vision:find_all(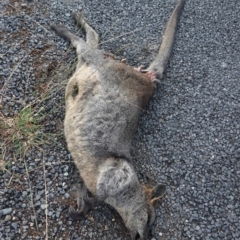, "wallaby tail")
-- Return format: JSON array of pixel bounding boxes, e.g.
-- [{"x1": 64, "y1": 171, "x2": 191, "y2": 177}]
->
[{"x1": 147, "y1": 0, "x2": 186, "y2": 79}]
